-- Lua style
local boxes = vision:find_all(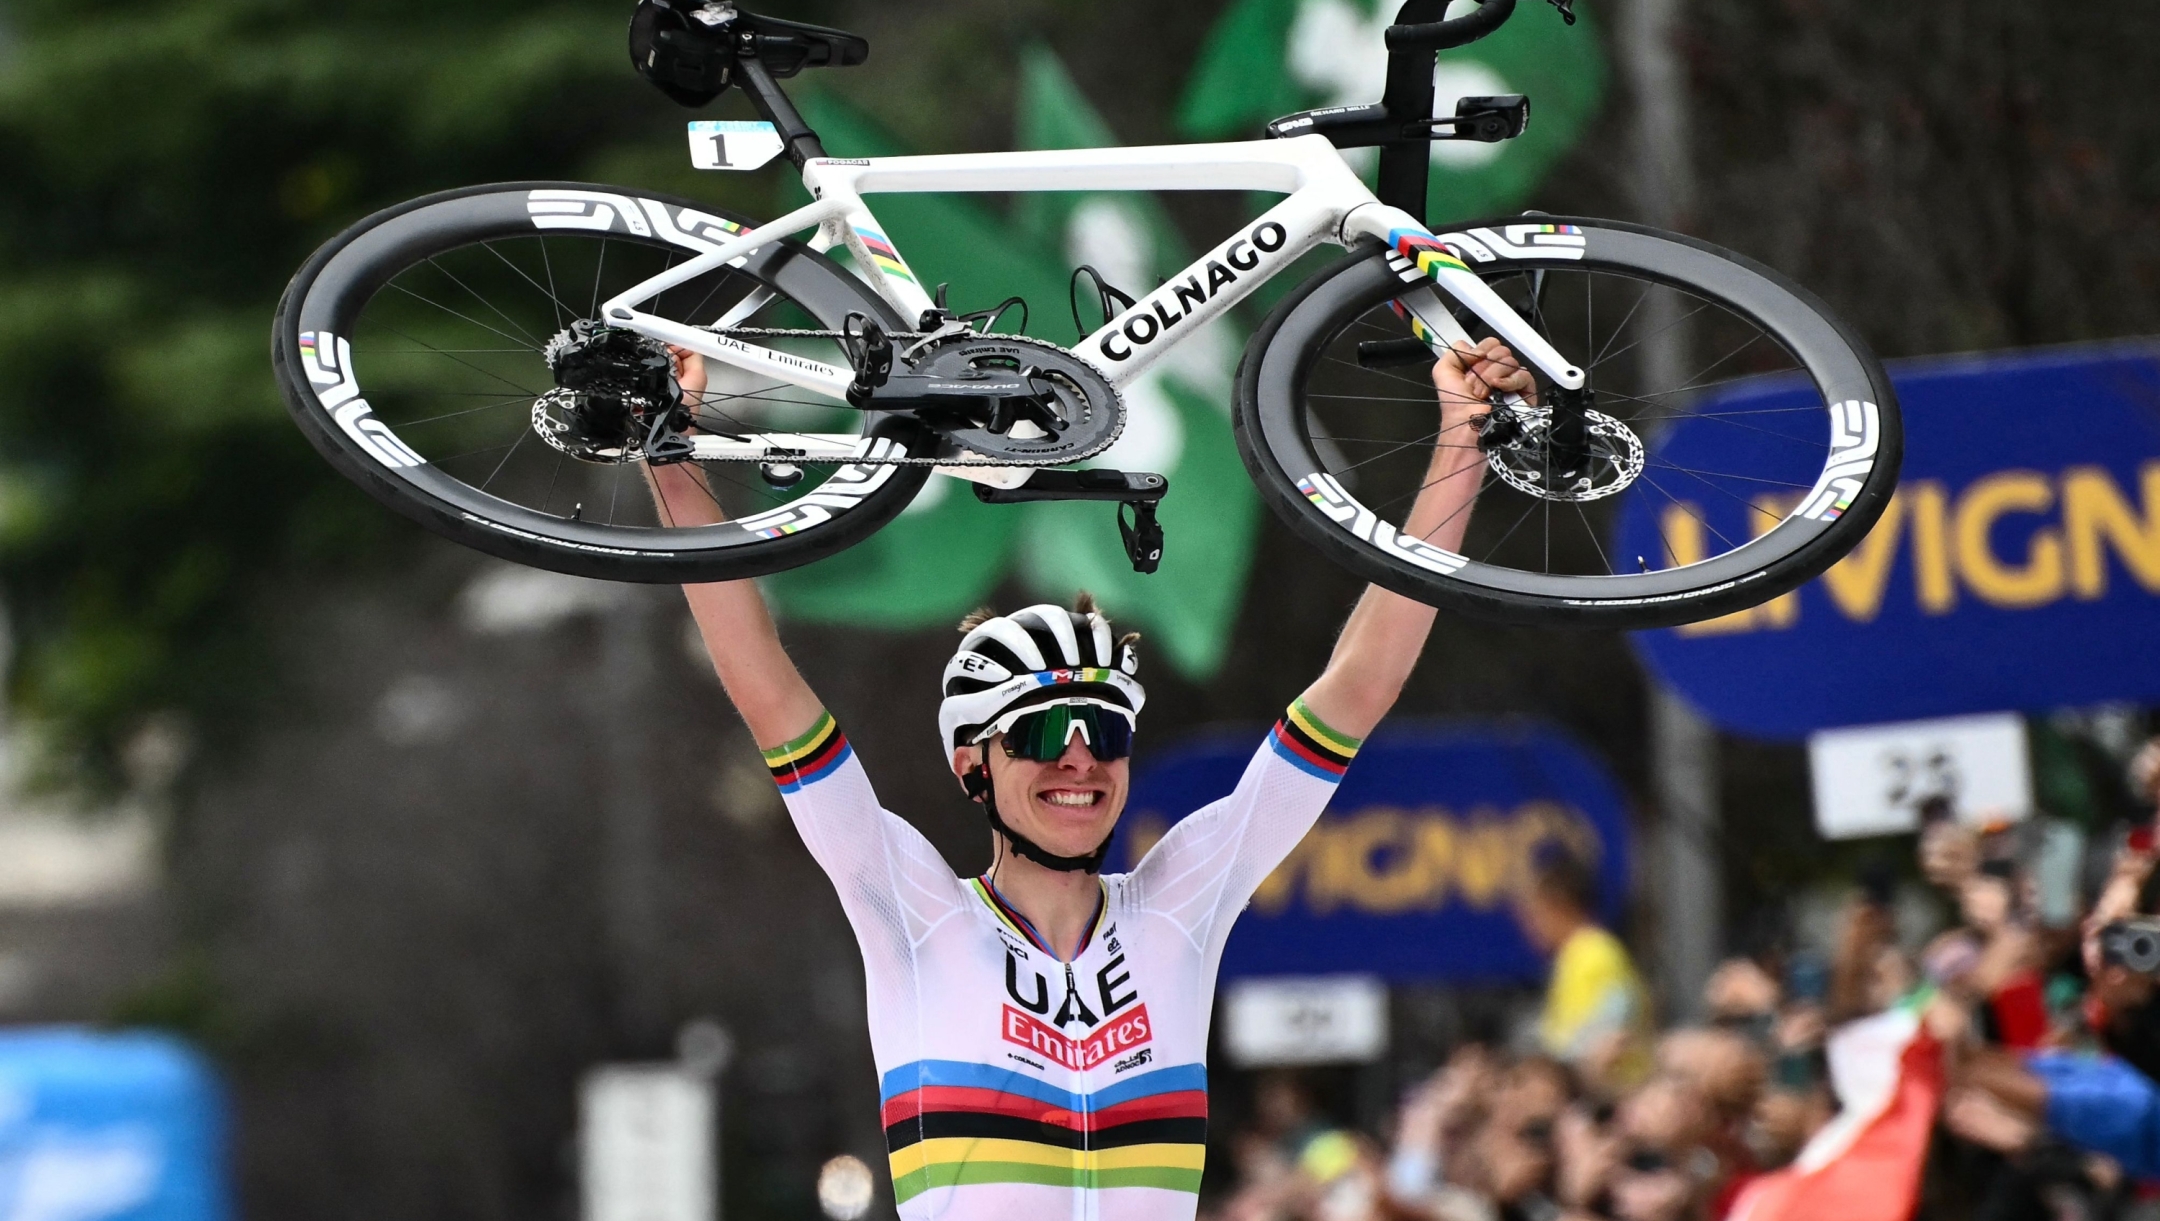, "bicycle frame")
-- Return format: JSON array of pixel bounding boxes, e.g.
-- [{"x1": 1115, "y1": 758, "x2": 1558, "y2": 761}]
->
[{"x1": 581, "y1": 132, "x2": 1586, "y2": 470}]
